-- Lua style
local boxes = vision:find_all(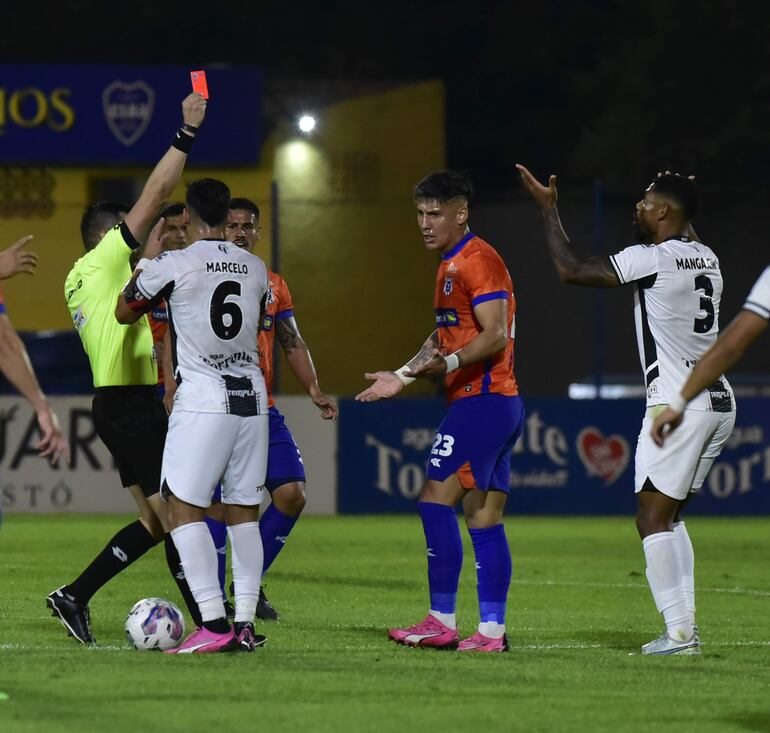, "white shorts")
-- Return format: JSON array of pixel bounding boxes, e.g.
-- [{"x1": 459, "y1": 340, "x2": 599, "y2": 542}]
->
[
  {"x1": 161, "y1": 410, "x2": 269, "y2": 508},
  {"x1": 634, "y1": 407, "x2": 736, "y2": 500}
]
